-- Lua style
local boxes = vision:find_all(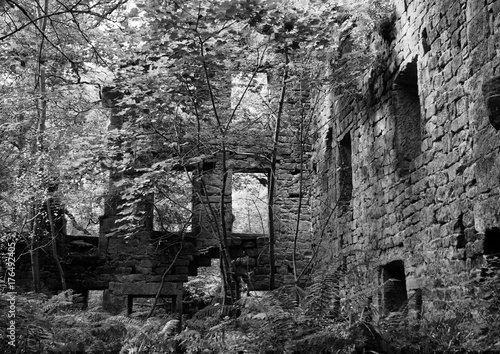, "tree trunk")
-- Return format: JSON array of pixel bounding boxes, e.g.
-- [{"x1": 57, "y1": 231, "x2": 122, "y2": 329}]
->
[
  {"x1": 30, "y1": 207, "x2": 41, "y2": 292},
  {"x1": 199, "y1": 35, "x2": 240, "y2": 306},
  {"x1": 29, "y1": 0, "x2": 50, "y2": 292},
  {"x1": 46, "y1": 199, "x2": 67, "y2": 291}
]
